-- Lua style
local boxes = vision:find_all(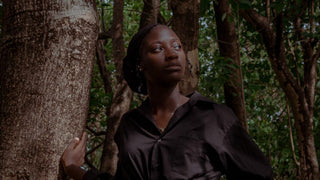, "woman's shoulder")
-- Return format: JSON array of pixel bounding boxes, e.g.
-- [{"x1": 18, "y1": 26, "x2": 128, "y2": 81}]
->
[
  {"x1": 121, "y1": 108, "x2": 141, "y2": 121},
  {"x1": 189, "y1": 92, "x2": 234, "y2": 113},
  {"x1": 120, "y1": 99, "x2": 151, "y2": 122},
  {"x1": 189, "y1": 91, "x2": 239, "y2": 129}
]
